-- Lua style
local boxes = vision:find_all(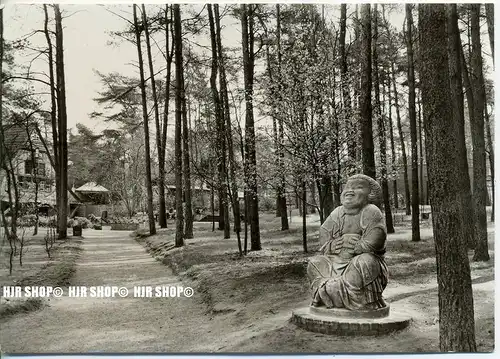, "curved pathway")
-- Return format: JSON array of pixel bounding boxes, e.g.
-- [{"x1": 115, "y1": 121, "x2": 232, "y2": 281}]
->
[{"x1": 0, "y1": 229, "x2": 215, "y2": 353}]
